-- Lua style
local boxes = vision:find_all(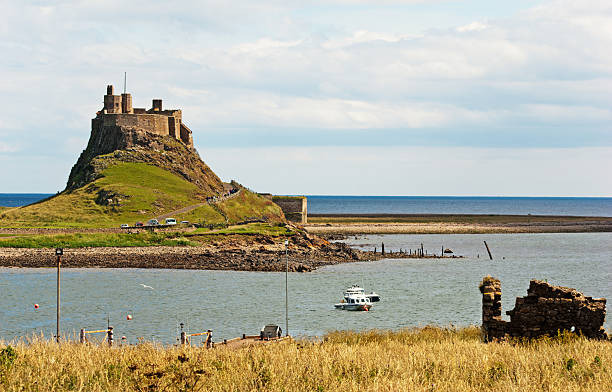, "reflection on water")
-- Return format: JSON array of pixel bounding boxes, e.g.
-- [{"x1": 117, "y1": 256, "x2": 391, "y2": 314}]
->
[{"x1": 0, "y1": 233, "x2": 610, "y2": 344}]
